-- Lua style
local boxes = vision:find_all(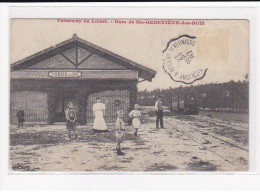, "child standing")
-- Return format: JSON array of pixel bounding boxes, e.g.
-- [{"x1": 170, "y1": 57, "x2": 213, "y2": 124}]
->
[
  {"x1": 115, "y1": 110, "x2": 125, "y2": 156},
  {"x1": 16, "y1": 106, "x2": 25, "y2": 129},
  {"x1": 65, "y1": 102, "x2": 77, "y2": 139},
  {"x1": 129, "y1": 104, "x2": 141, "y2": 137}
]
